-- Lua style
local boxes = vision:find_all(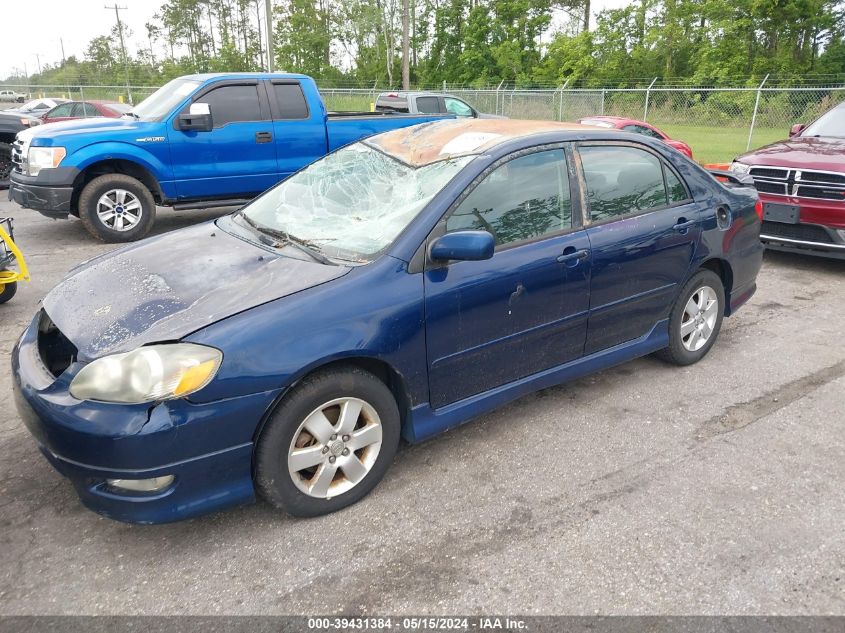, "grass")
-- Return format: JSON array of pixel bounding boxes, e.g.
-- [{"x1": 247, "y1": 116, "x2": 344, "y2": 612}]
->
[{"x1": 653, "y1": 123, "x2": 787, "y2": 165}]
